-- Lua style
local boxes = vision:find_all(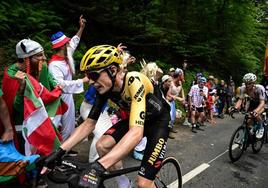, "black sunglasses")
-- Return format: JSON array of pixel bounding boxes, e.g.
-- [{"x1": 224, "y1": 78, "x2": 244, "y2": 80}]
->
[{"x1": 86, "y1": 69, "x2": 106, "y2": 82}]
